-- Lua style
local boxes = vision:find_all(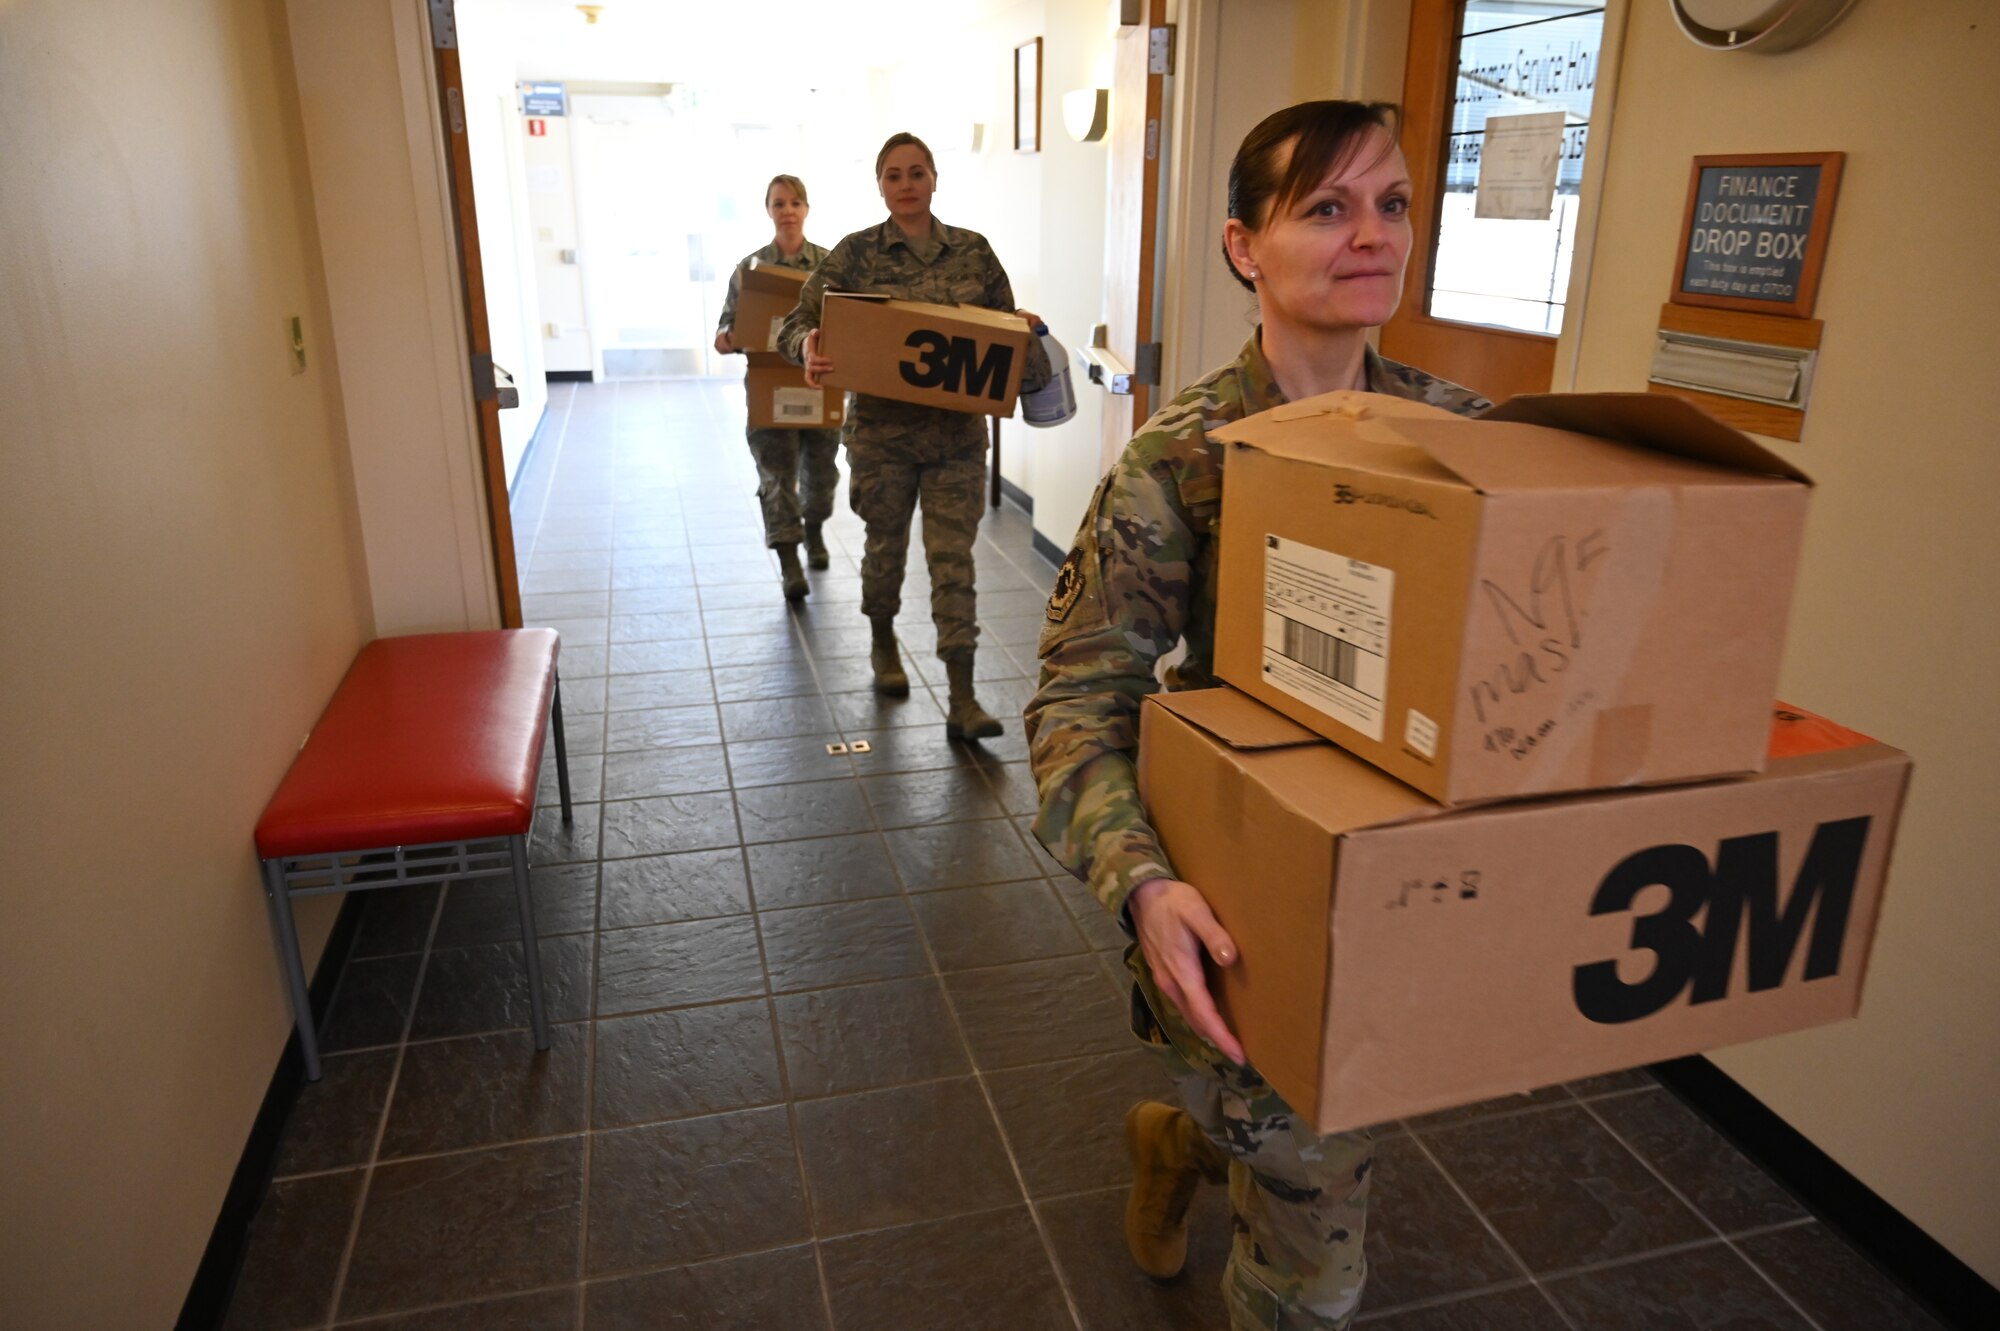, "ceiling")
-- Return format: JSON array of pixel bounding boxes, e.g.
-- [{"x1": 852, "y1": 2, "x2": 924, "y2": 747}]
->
[{"x1": 464, "y1": 0, "x2": 1017, "y2": 87}]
